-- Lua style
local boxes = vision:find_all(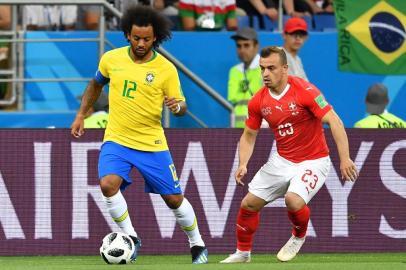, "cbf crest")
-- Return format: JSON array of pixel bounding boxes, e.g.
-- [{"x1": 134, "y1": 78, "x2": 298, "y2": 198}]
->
[{"x1": 145, "y1": 72, "x2": 156, "y2": 85}]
